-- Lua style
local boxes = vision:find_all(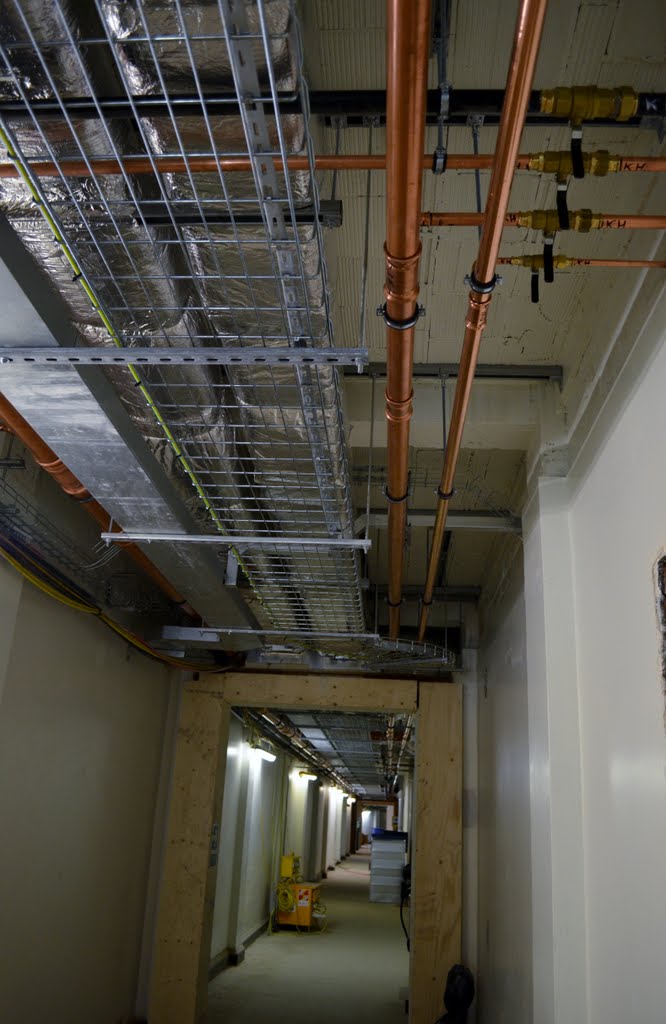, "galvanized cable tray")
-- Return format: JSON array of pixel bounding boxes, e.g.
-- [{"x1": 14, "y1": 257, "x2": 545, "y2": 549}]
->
[
  {"x1": 163, "y1": 621, "x2": 454, "y2": 667},
  {"x1": 0, "y1": 0, "x2": 365, "y2": 639}
]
